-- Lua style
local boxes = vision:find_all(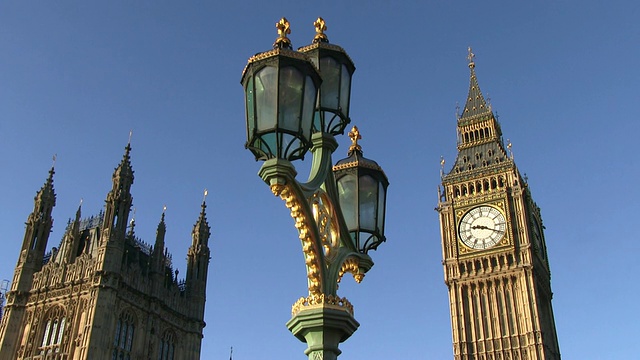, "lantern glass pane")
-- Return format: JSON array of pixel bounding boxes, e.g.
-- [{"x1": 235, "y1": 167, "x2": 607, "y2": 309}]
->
[
  {"x1": 255, "y1": 67, "x2": 278, "y2": 130},
  {"x1": 301, "y1": 75, "x2": 316, "y2": 140},
  {"x1": 359, "y1": 175, "x2": 378, "y2": 231},
  {"x1": 245, "y1": 76, "x2": 255, "y2": 137},
  {"x1": 259, "y1": 133, "x2": 277, "y2": 158},
  {"x1": 337, "y1": 174, "x2": 357, "y2": 231},
  {"x1": 339, "y1": 63, "x2": 351, "y2": 116},
  {"x1": 319, "y1": 56, "x2": 340, "y2": 110},
  {"x1": 377, "y1": 181, "x2": 386, "y2": 233},
  {"x1": 278, "y1": 66, "x2": 304, "y2": 132}
]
